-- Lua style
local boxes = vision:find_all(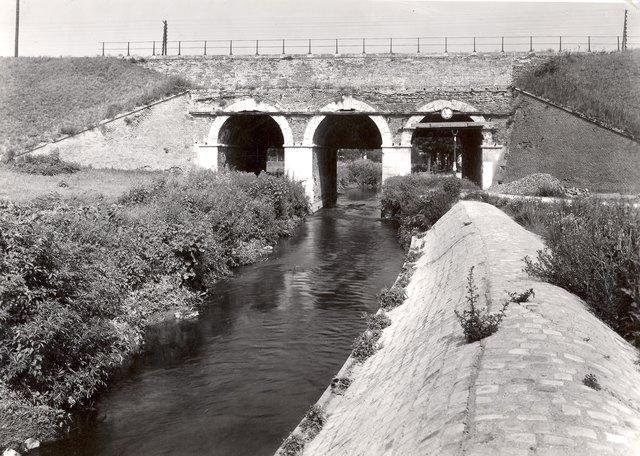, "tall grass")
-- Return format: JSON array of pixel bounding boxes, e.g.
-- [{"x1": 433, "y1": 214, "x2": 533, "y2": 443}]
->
[
  {"x1": 516, "y1": 51, "x2": 640, "y2": 138},
  {"x1": 0, "y1": 57, "x2": 193, "y2": 155}
]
